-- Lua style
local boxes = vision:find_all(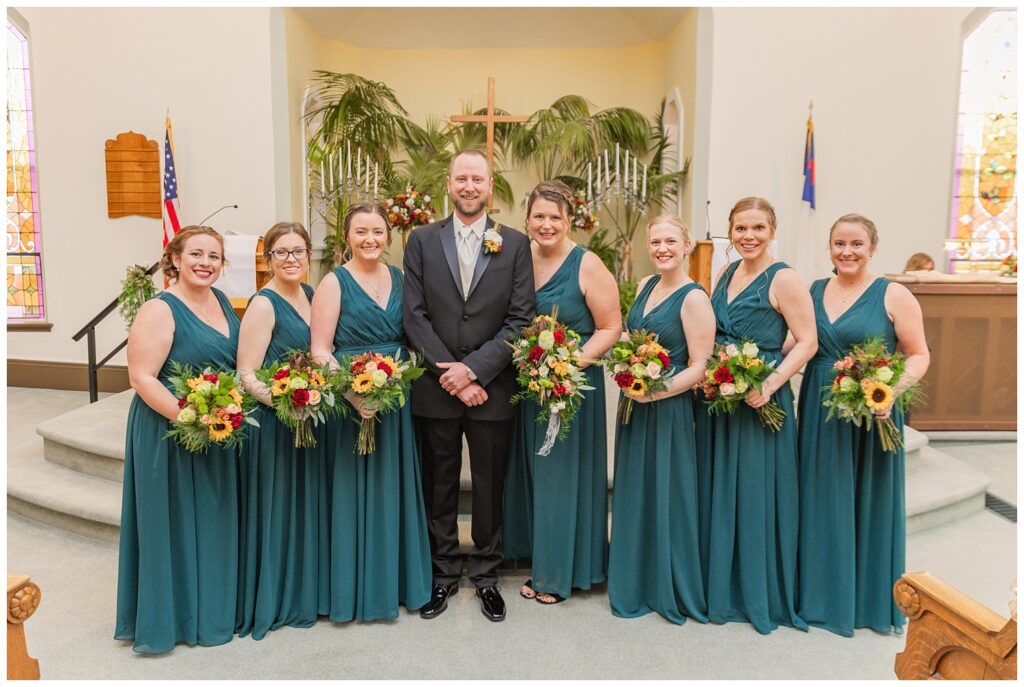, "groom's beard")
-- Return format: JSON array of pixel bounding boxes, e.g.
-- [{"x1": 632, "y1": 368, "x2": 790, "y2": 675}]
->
[{"x1": 454, "y1": 194, "x2": 488, "y2": 218}]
